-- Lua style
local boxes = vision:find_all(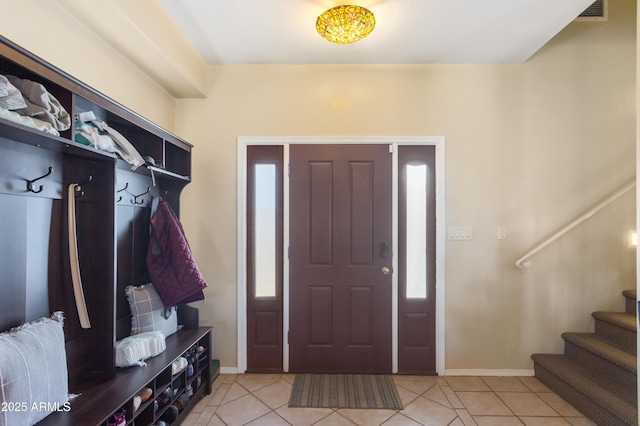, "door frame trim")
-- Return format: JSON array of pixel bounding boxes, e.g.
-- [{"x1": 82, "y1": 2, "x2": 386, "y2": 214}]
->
[{"x1": 237, "y1": 136, "x2": 446, "y2": 374}]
